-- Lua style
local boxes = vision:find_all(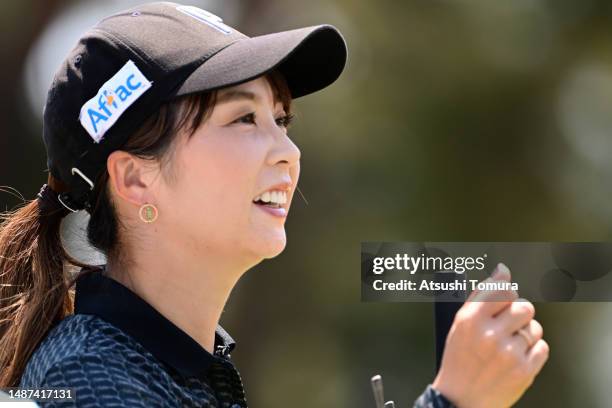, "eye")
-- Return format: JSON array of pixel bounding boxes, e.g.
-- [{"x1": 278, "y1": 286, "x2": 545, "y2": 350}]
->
[
  {"x1": 233, "y1": 112, "x2": 256, "y2": 125},
  {"x1": 275, "y1": 113, "x2": 295, "y2": 129}
]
